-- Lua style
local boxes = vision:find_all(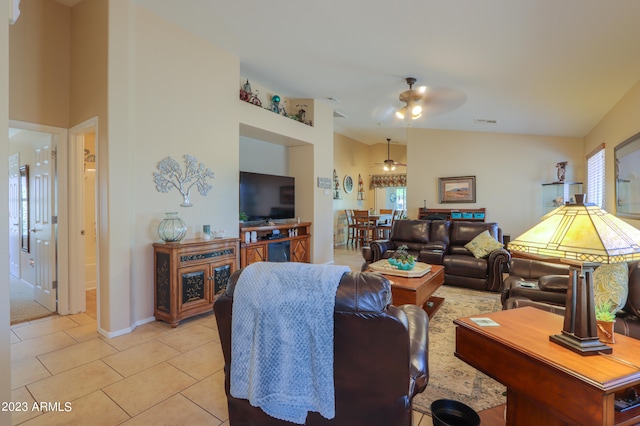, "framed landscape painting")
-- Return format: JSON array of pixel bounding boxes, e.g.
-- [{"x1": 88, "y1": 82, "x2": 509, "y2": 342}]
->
[{"x1": 439, "y1": 176, "x2": 476, "y2": 203}]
